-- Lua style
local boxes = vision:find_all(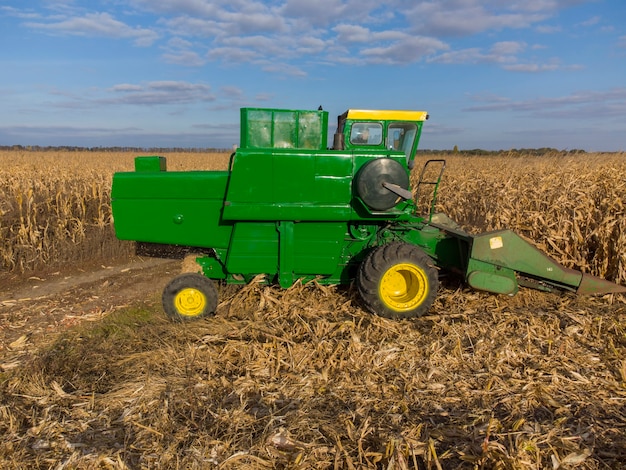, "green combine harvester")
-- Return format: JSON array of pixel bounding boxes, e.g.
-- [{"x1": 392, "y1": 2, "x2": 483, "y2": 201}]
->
[{"x1": 111, "y1": 107, "x2": 626, "y2": 321}]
